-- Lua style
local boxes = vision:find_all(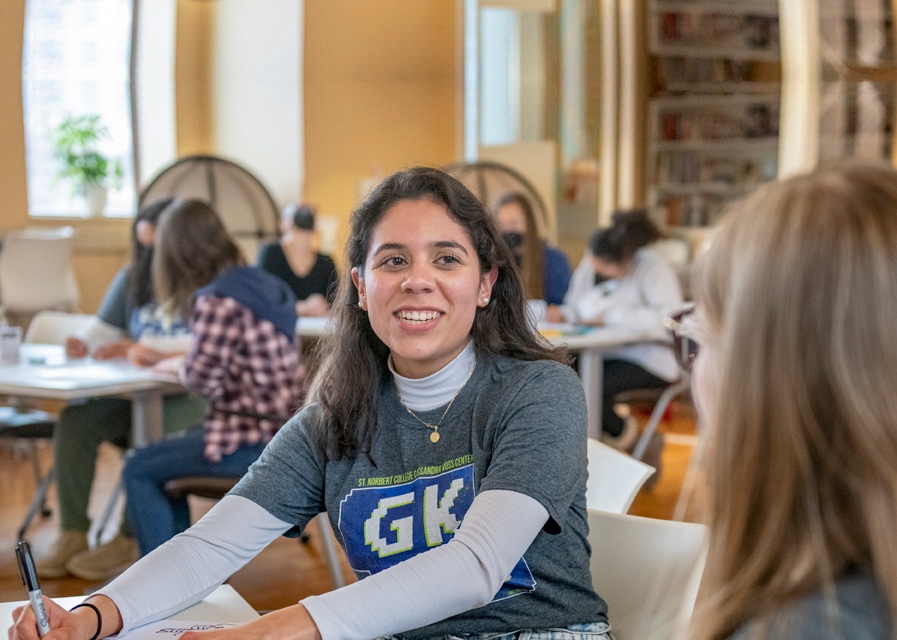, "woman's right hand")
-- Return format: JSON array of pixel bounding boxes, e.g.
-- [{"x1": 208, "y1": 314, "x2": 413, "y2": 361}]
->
[
  {"x1": 545, "y1": 305, "x2": 564, "y2": 324},
  {"x1": 65, "y1": 337, "x2": 89, "y2": 359},
  {"x1": 8, "y1": 596, "x2": 94, "y2": 640},
  {"x1": 127, "y1": 343, "x2": 168, "y2": 368}
]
